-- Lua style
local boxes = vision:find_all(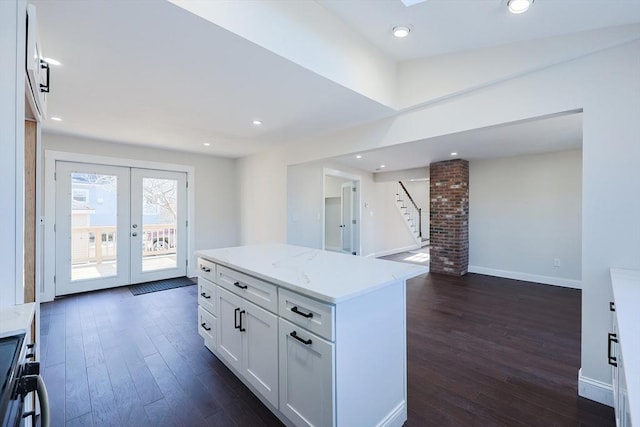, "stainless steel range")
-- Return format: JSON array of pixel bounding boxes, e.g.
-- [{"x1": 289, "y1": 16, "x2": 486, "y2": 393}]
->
[{"x1": 0, "y1": 332, "x2": 49, "y2": 427}]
